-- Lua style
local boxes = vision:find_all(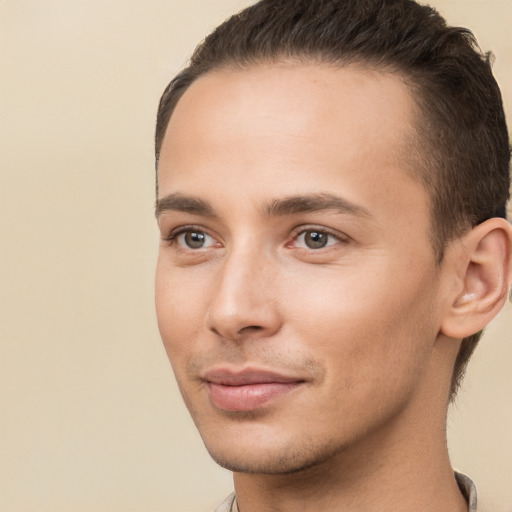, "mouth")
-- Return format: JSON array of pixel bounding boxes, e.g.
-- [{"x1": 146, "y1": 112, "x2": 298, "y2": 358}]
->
[{"x1": 203, "y1": 368, "x2": 306, "y2": 412}]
